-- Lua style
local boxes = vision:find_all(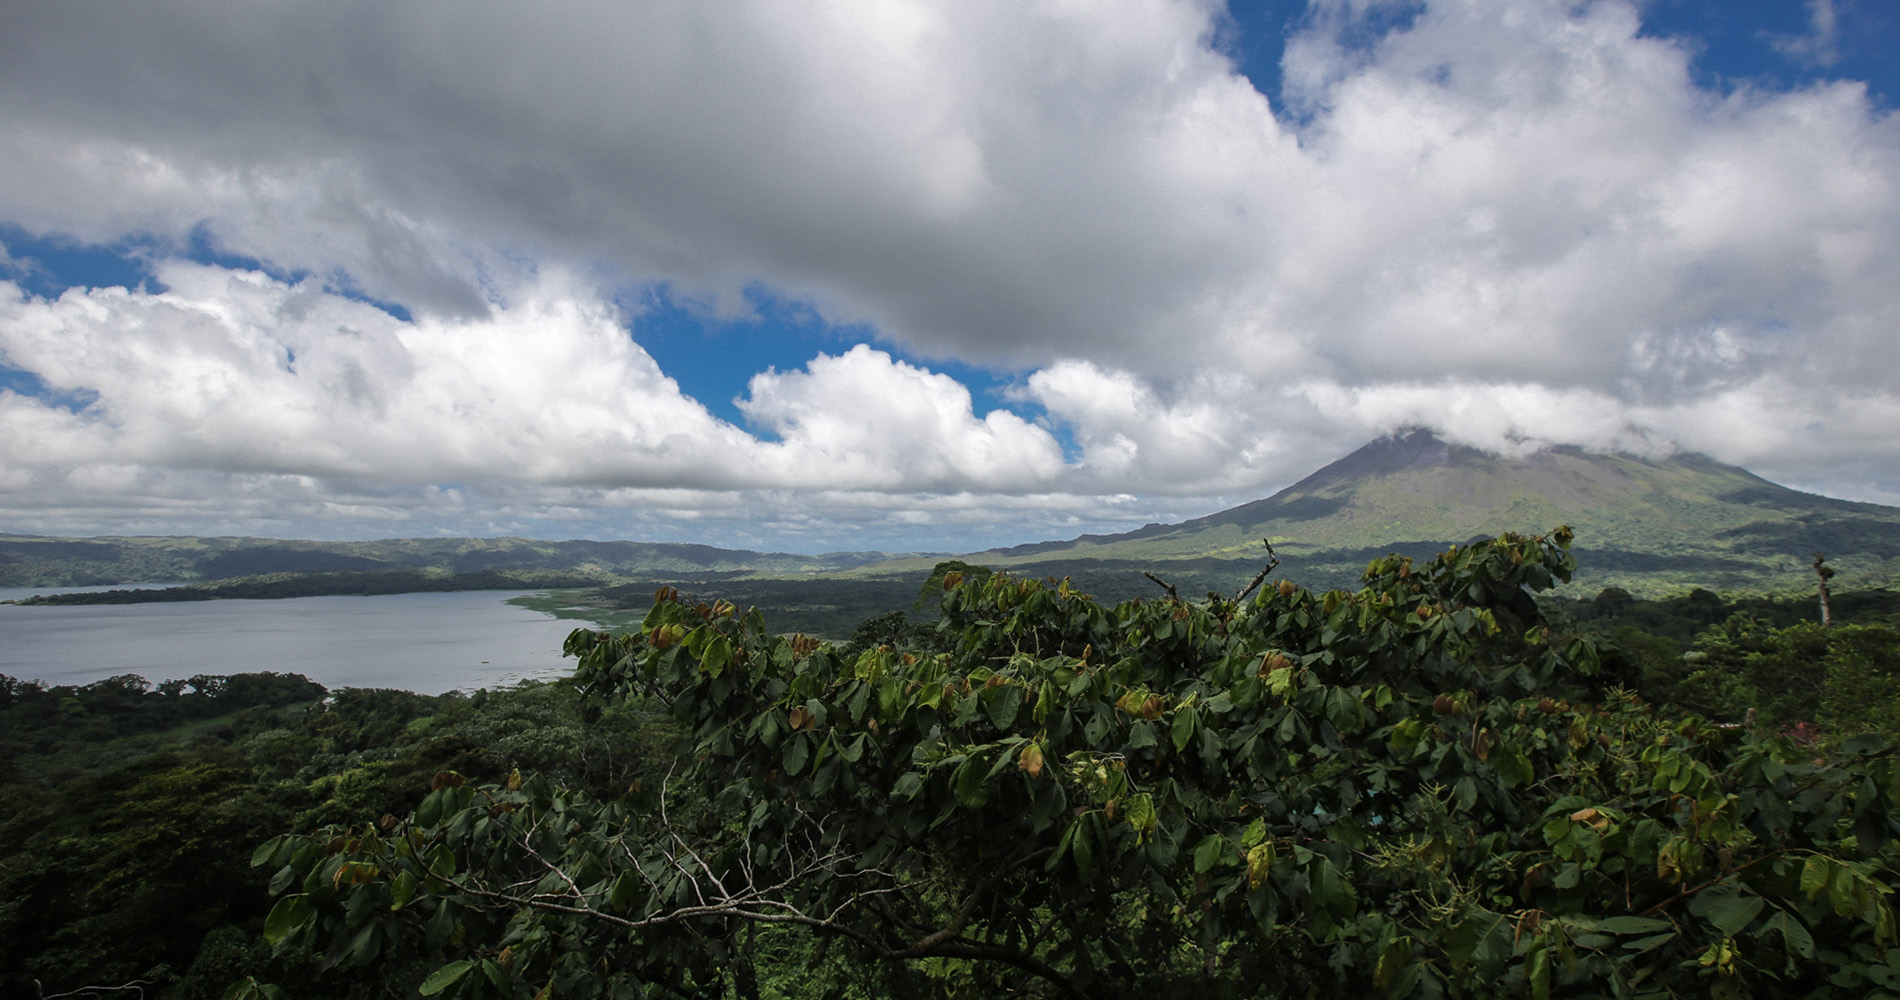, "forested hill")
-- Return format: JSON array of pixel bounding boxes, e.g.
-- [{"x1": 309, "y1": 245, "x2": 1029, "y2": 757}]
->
[
  {"x1": 0, "y1": 534, "x2": 914, "y2": 589},
  {"x1": 857, "y1": 429, "x2": 1900, "y2": 599}
]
